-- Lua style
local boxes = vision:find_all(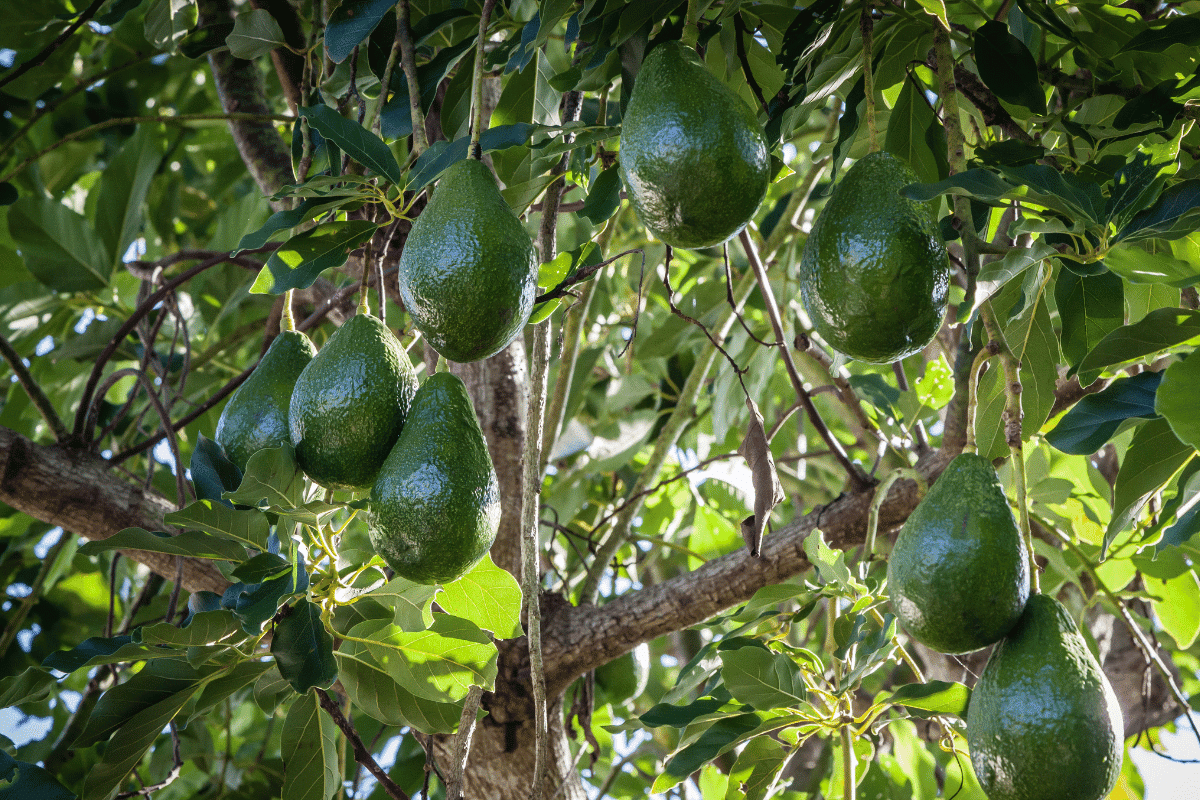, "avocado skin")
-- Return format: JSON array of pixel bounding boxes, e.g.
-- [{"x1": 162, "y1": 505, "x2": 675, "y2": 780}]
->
[
  {"x1": 398, "y1": 159, "x2": 538, "y2": 363},
  {"x1": 619, "y1": 40, "x2": 770, "y2": 250},
  {"x1": 967, "y1": 595, "x2": 1124, "y2": 800},
  {"x1": 288, "y1": 314, "x2": 419, "y2": 492},
  {"x1": 800, "y1": 151, "x2": 948, "y2": 363},
  {"x1": 368, "y1": 372, "x2": 500, "y2": 585},
  {"x1": 215, "y1": 330, "x2": 316, "y2": 471},
  {"x1": 887, "y1": 453, "x2": 1029, "y2": 654}
]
